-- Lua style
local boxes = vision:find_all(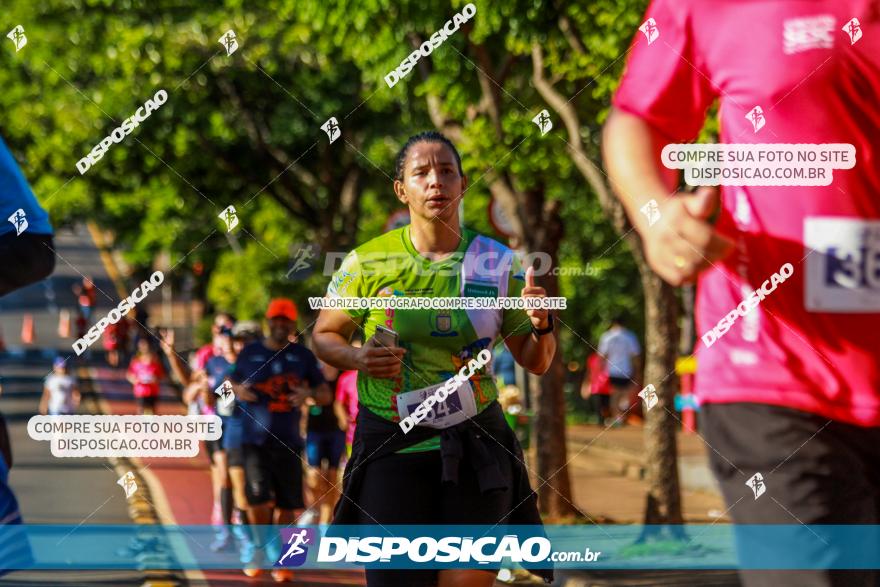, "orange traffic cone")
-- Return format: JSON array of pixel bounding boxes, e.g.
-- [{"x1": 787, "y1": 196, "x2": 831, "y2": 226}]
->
[
  {"x1": 58, "y1": 309, "x2": 71, "y2": 338},
  {"x1": 21, "y1": 313, "x2": 34, "y2": 345}
]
